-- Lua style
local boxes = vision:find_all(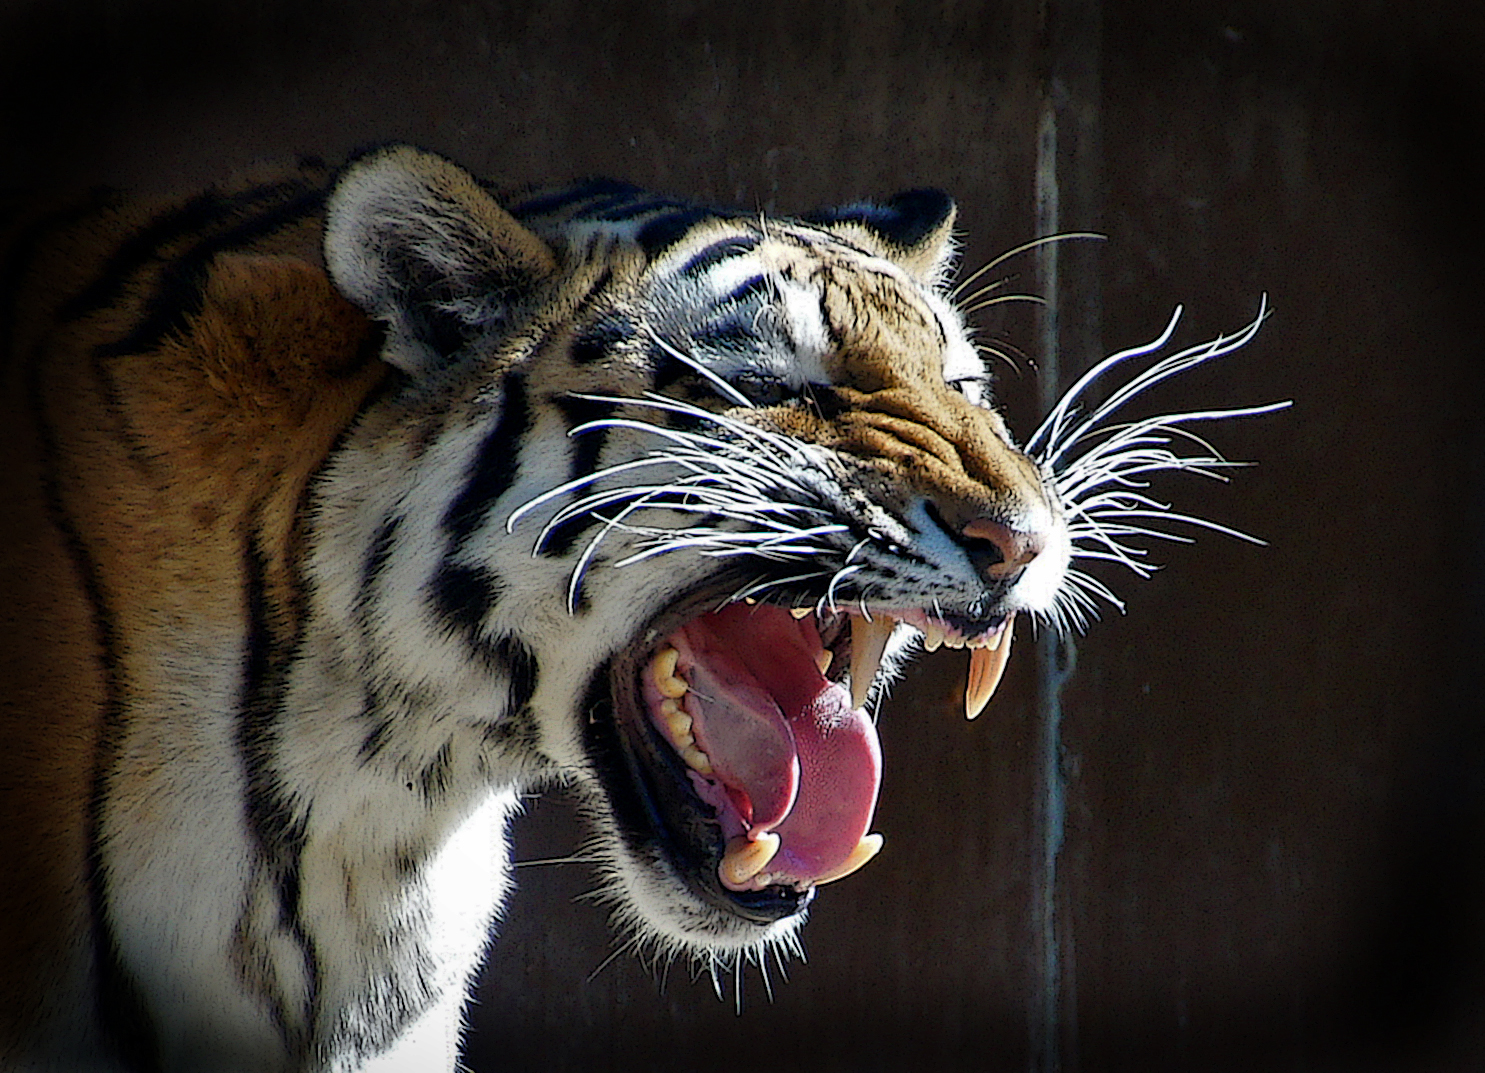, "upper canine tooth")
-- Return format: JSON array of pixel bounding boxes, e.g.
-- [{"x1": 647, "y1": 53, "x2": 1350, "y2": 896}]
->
[
  {"x1": 652, "y1": 647, "x2": 688, "y2": 698},
  {"x1": 814, "y1": 833, "x2": 884, "y2": 886},
  {"x1": 720, "y1": 832, "x2": 782, "y2": 889},
  {"x1": 789, "y1": 607, "x2": 812, "y2": 619},
  {"x1": 965, "y1": 615, "x2": 1015, "y2": 720},
  {"x1": 849, "y1": 613, "x2": 897, "y2": 710}
]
